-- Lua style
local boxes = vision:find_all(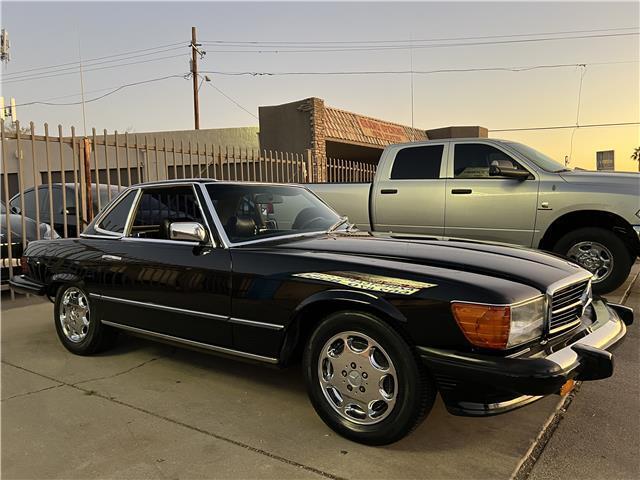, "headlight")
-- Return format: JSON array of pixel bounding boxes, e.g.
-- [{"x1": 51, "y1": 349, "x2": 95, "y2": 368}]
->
[
  {"x1": 451, "y1": 296, "x2": 546, "y2": 349},
  {"x1": 41, "y1": 223, "x2": 60, "y2": 240}
]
